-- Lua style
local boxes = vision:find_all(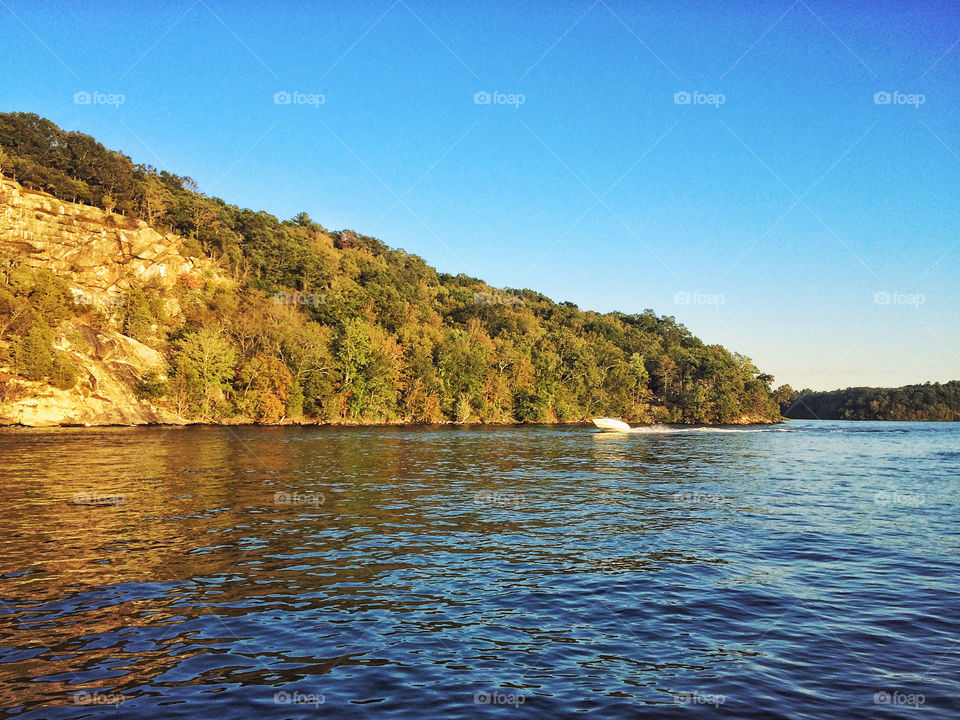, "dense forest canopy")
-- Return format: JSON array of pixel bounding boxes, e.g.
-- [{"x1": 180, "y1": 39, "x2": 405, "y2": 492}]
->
[
  {"x1": 0, "y1": 111, "x2": 782, "y2": 424},
  {"x1": 782, "y1": 382, "x2": 960, "y2": 421}
]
